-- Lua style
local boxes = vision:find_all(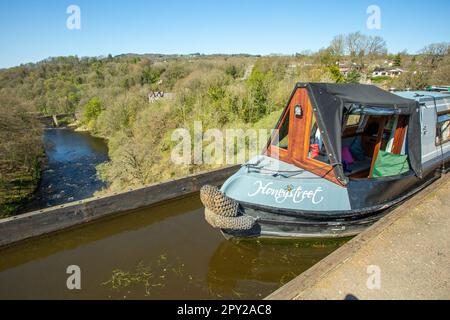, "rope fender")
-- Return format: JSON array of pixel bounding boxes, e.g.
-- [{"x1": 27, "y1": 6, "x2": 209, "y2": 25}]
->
[{"x1": 200, "y1": 185, "x2": 256, "y2": 230}]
